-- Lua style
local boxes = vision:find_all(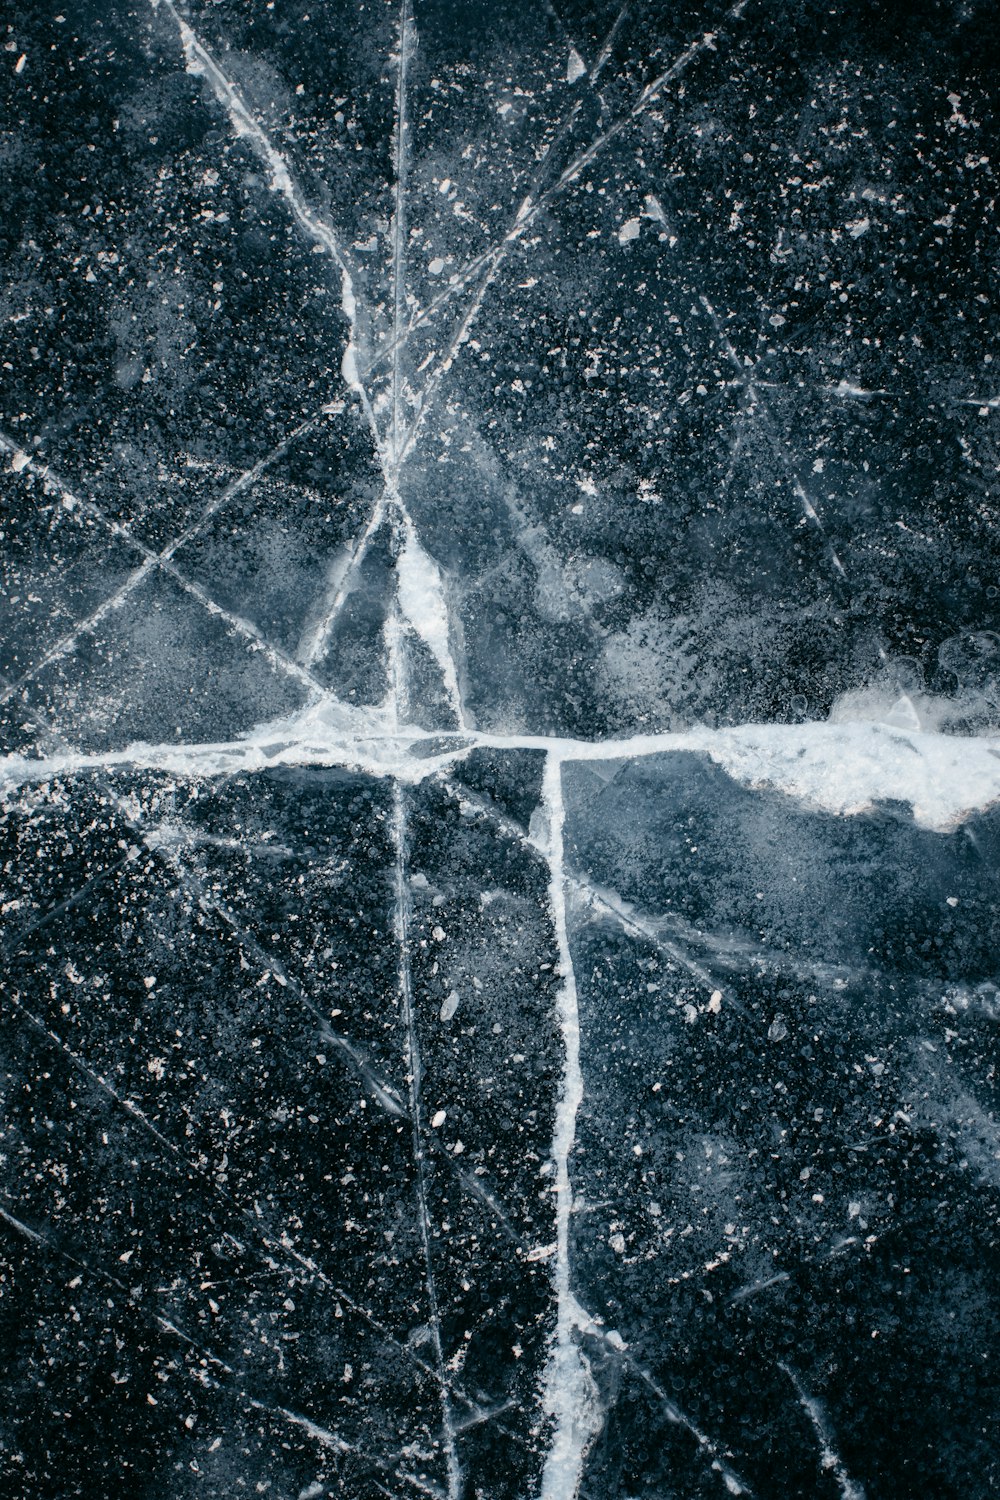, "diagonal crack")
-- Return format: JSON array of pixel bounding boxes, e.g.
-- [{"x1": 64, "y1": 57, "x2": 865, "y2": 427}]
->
[{"x1": 0, "y1": 422, "x2": 337, "y2": 707}]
